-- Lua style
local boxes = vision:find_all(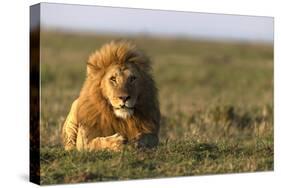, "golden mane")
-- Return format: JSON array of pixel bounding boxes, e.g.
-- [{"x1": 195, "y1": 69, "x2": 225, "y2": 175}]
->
[{"x1": 75, "y1": 41, "x2": 160, "y2": 143}]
